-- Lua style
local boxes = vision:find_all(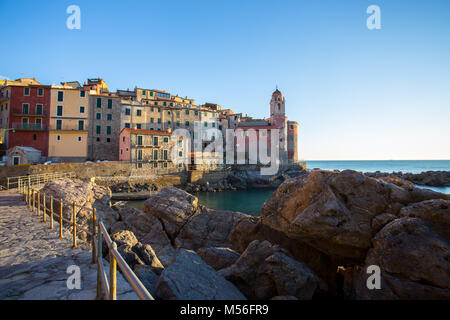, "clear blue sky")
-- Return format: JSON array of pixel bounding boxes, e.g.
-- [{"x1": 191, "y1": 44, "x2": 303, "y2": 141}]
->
[{"x1": 1, "y1": 0, "x2": 449, "y2": 160}]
